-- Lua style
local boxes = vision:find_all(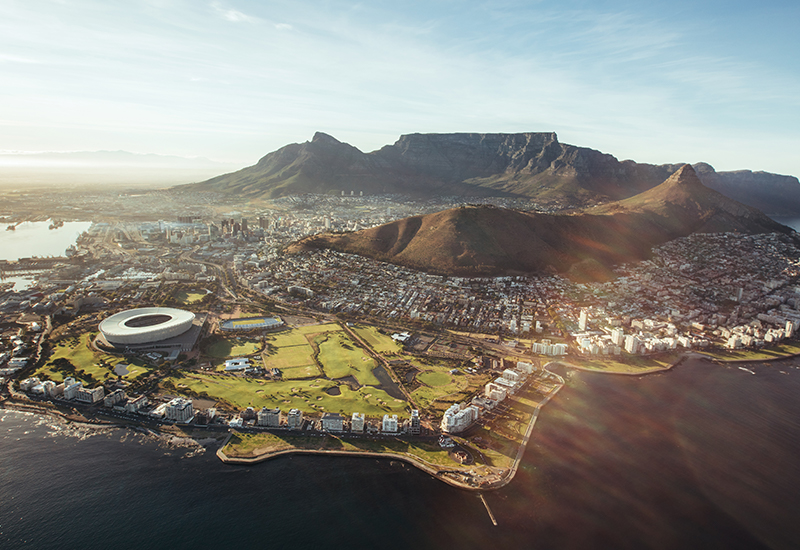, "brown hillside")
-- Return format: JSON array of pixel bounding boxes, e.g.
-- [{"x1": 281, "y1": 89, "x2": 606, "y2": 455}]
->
[{"x1": 293, "y1": 165, "x2": 793, "y2": 279}]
